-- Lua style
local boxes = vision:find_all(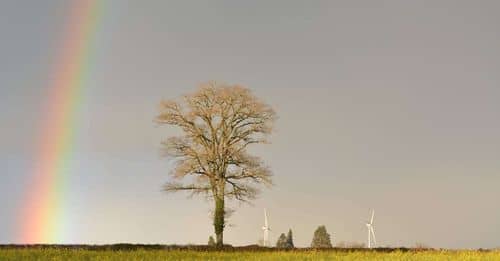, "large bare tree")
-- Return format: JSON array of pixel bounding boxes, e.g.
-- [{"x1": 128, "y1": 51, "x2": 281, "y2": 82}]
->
[{"x1": 156, "y1": 82, "x2": 276, "y2": 247}]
